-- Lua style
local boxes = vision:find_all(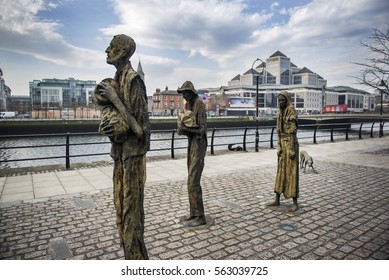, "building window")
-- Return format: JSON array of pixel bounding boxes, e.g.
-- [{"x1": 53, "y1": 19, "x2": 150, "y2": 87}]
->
[{"x1": 293, "y1": 76, "x2": 302, "y2": 84}]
